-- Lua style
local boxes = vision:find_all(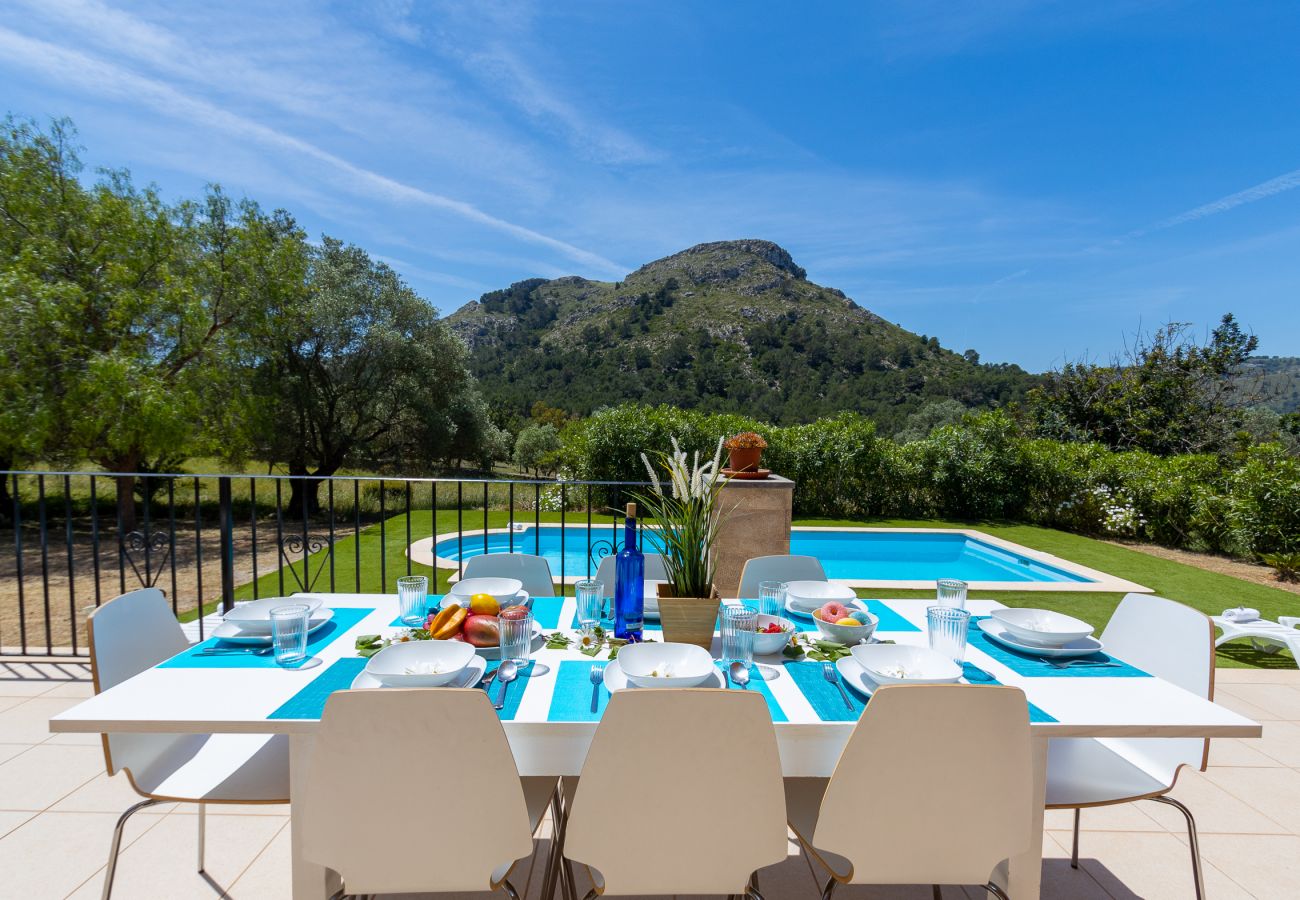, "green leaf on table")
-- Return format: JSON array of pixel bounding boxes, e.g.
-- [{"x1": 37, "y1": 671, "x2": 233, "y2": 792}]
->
[{"x1": 545, "y1": 632, "x2": 573, "y2": 650}]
